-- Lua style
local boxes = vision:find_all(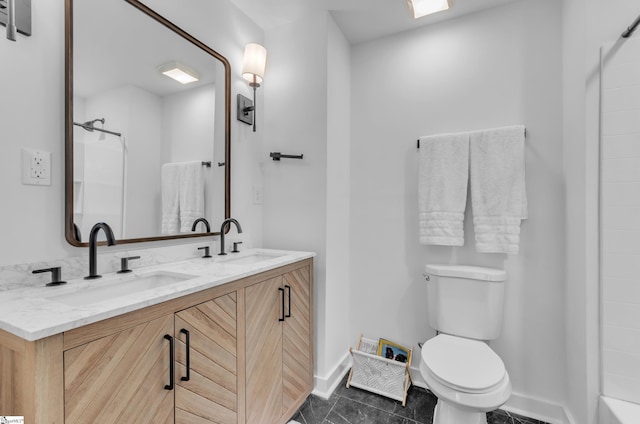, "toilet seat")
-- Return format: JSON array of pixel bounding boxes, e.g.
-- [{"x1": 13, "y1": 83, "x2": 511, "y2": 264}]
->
[{"x1": 421, "y1": 334, "x2": 506, "y2": 394}]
